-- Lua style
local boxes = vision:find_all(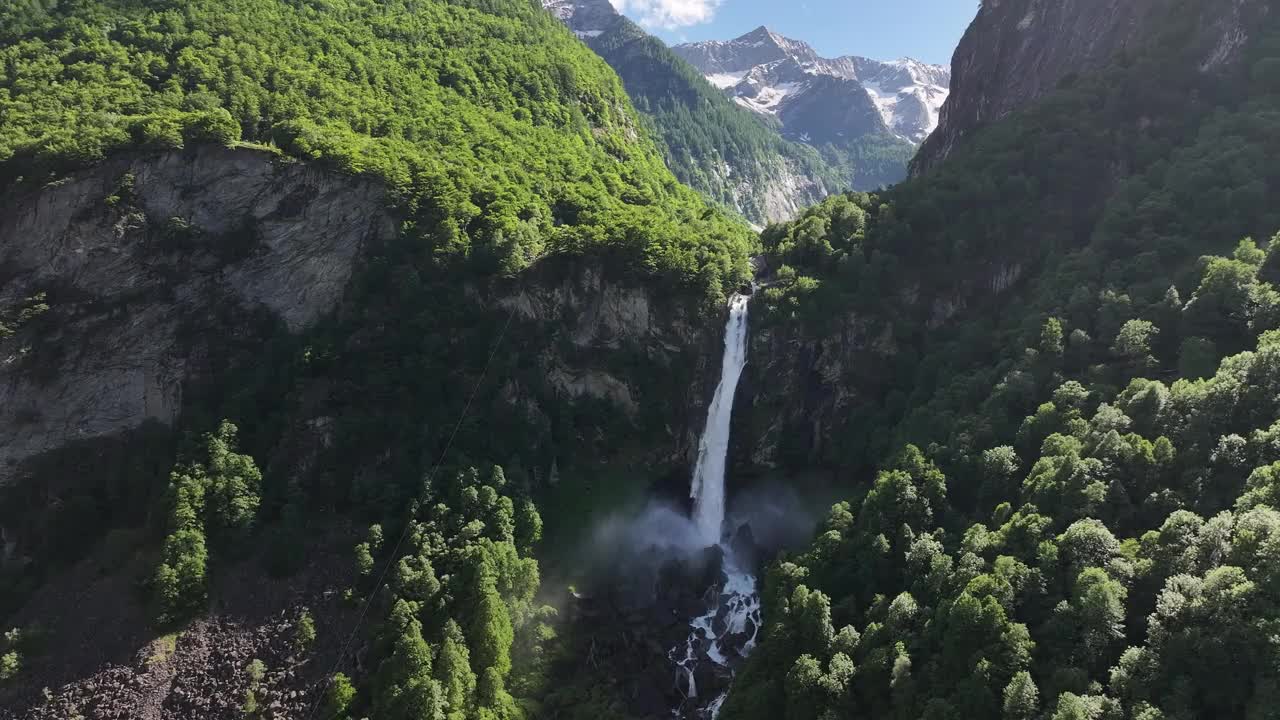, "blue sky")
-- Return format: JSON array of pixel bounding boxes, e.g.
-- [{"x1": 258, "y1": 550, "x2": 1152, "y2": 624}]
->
[{"x1": 610, "y1": 0, "x2": 976, "y2": 65}]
